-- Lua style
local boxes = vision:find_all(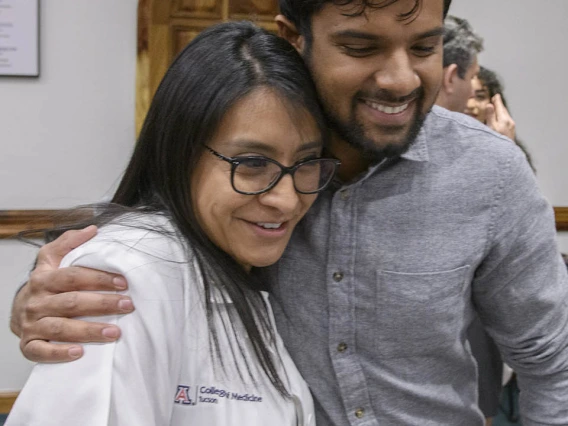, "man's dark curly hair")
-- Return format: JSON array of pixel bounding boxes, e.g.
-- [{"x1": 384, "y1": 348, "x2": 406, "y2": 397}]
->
[{"x1": 279, "y1": 0, "x2": 452, "y2": 45}]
